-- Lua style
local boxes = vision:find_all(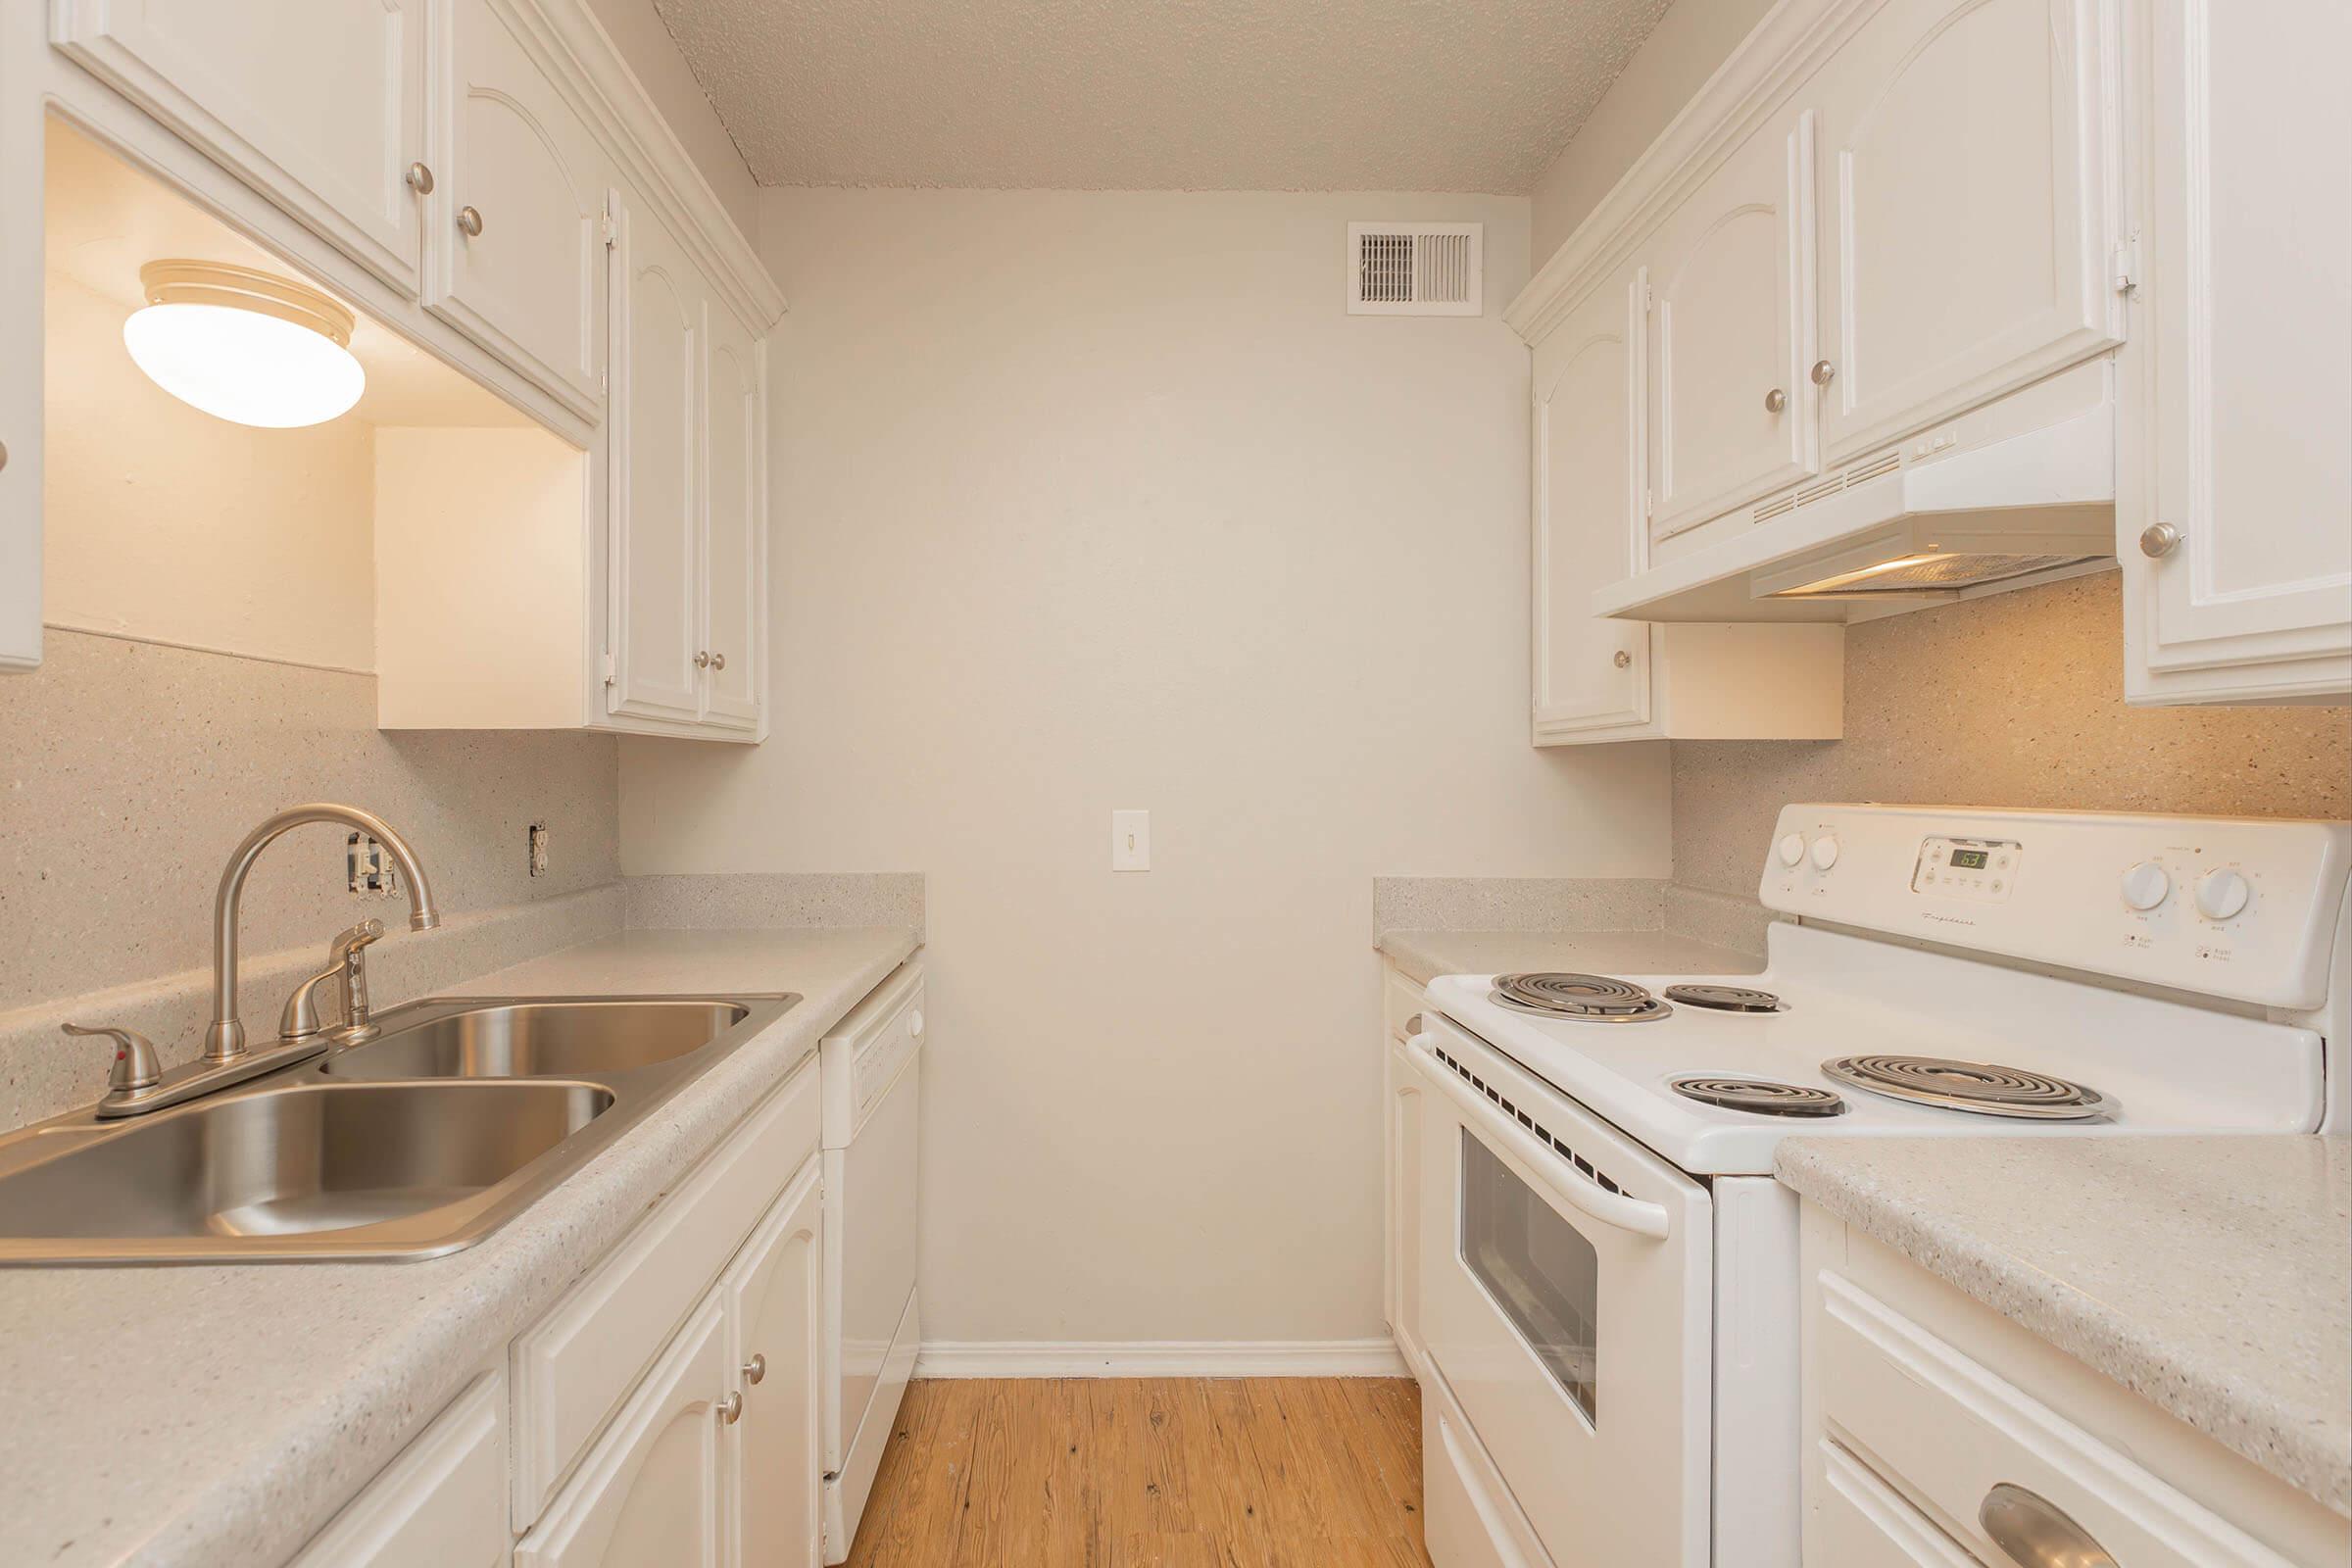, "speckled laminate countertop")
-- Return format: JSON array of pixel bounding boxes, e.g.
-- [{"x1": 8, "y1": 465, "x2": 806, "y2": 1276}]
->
[
  {"x1": 1376, "y1": 927, "x2": 1763, "y2": 987},
  {"x1": 0, "y1": 926, "x2": 920, "y2": 1568},
  {"x1": 1777, "y1": 1135, "x2": 2352, "y2": 1516}
]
